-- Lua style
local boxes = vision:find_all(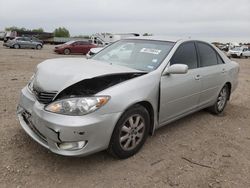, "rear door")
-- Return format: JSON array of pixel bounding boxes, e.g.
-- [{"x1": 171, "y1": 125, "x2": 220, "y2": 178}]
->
[
  {"x1": 159, "y1": 42, "x2": 202, "y2": 124},
  {"x1": 79, "y1": 41, "x2": 89, "y2": 54},
  {"x1": 80, "y1": 41, "x2": 94, "y2": 54},
  {"x1": 195, "y1": 42, "x2": 227, "y2": 107}
]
